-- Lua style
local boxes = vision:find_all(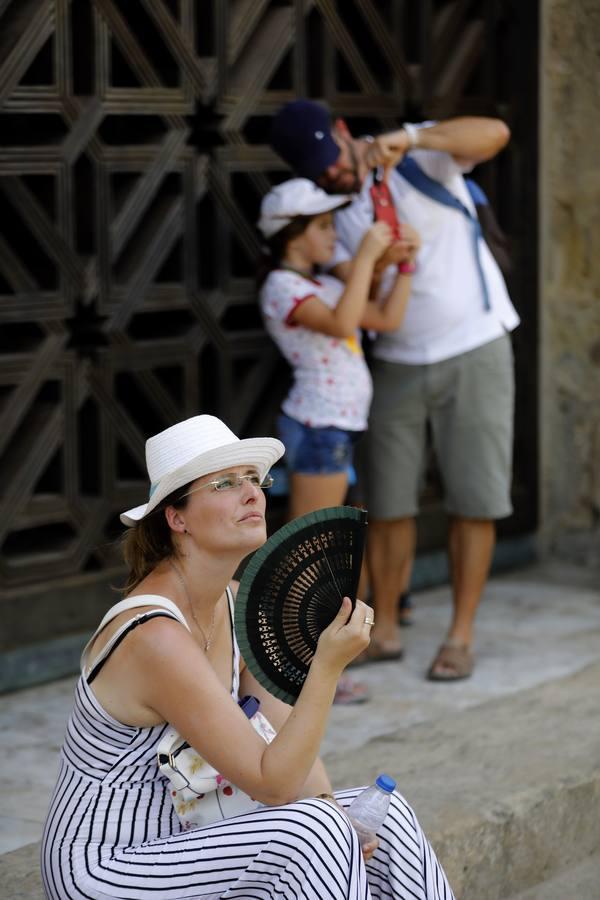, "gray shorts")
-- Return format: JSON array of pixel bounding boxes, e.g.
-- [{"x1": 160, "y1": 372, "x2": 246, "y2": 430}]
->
[{"x1": 366, "y1": 334, "x2": 515, "y2": 520}]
